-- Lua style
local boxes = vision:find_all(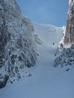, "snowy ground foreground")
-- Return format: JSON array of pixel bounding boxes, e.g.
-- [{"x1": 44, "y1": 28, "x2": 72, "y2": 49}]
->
[{"x1": 0, "y1": 24, "x2": 74, "y2": 98}]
